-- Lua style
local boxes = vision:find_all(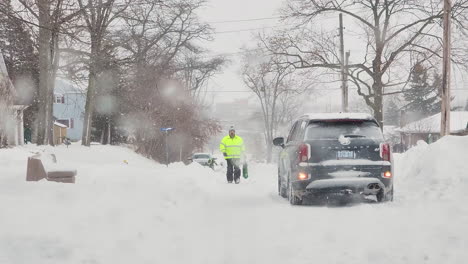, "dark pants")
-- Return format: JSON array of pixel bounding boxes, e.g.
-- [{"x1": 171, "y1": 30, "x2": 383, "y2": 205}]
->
[{"x1": 226, "y1": 158, "x2": 241, "y2": 182}]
